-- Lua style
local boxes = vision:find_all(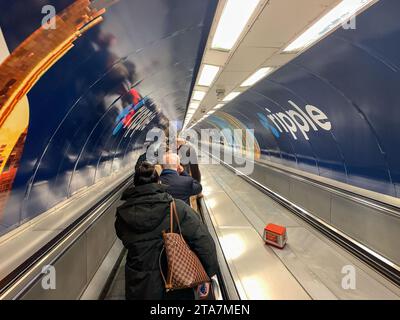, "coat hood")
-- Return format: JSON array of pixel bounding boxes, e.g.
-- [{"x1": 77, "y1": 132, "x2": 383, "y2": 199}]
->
[{"x1": 117, "y1": 183, "x2": 173, "y2": 233}]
